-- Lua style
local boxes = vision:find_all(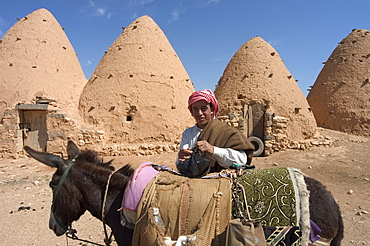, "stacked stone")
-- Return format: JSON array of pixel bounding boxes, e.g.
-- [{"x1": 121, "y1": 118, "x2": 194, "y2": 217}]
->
[
  {"x1": 103, "y1": 143, "x2": 179, "y2": 157},
  {"x1": 217, "y1": 113, "x2": 244, "y2": 130},
  {"x1": 0, "y1": 110, "x2": 23, "y2": 158},
  {"x1": 217, "y1": 112, "x2": 335, "y2": 156},
  {"x1": 264, "y1": 116, "x2": 289, "y2": 155},
  {"x1": 45, "y1": 113, "x2": 78, "y2": 157}
]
